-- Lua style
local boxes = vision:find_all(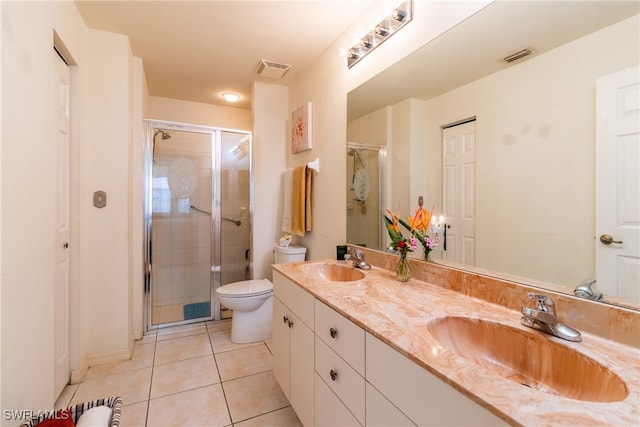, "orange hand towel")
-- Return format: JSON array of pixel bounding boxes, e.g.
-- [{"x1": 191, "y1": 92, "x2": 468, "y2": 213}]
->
[
  {"x1": 305, "y1": 166, "x2": 313, "y2": 232},
  {"x1": 290, "y1": 165, "x2": 307, "y2": 236}
]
